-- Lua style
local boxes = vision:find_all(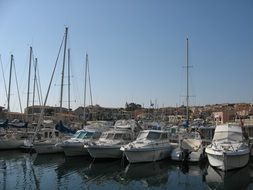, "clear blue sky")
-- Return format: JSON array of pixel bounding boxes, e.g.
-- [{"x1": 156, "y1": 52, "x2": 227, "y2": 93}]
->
[{"x1": 0, "y1": 0, "x2": 253, "y2": 112}]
